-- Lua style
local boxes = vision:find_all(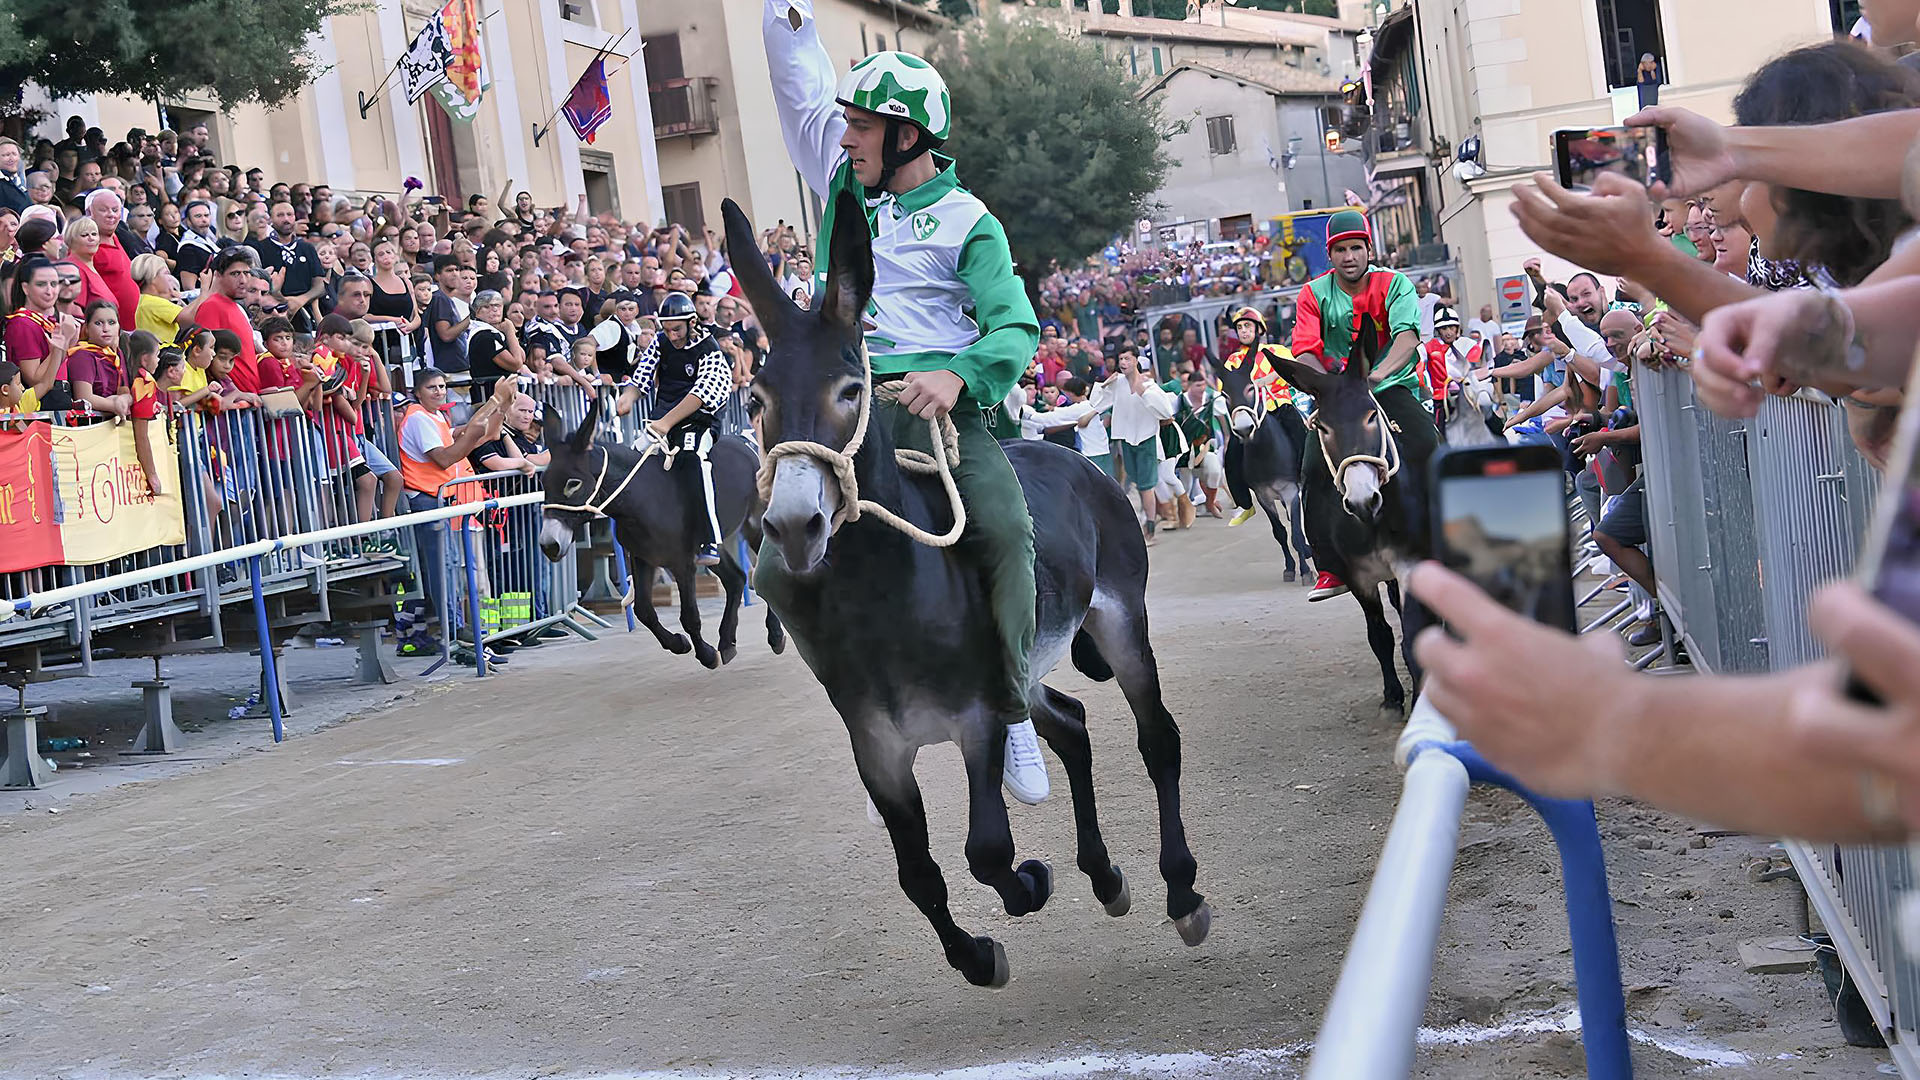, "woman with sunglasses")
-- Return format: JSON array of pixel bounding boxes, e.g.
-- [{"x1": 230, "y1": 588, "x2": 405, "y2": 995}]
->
[
  {"x1": 6, "y1": 258, "x2": 81, "y2": 407},
  {"x1": 61, "y1": 217, "x2": 116, "y2": 316}
]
